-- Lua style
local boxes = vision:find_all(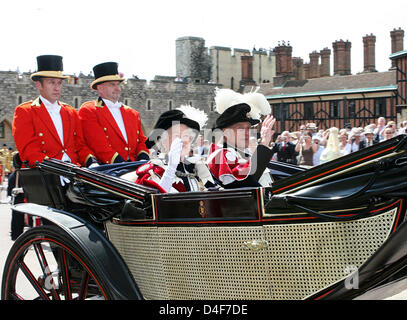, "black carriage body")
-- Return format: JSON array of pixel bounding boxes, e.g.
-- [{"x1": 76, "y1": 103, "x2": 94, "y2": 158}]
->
[{"x1": 4, "y1": 135, "x2": 407, "y2": 300}]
